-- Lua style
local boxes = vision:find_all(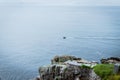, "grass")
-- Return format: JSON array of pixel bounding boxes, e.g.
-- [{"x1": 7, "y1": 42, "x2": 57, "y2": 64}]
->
[
  {"x1": 108, "y1": 74, "x2": 120, "y2": 80},
  {"x1": 93, "y1": 64, "x2": 114, "y2": 80},
  {"x1": 81, "y1": 65, "x2": 91, "y2": 69}
]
